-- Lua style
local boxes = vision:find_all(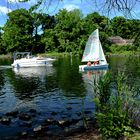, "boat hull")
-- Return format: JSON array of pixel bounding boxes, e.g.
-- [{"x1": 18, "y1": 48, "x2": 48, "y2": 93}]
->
[
  {"x1": 11, "y1": 58, "x2": 55, "y2": 68},
  {"x1": 79, "y1": 64, "x2": 108, "y2": 71}
]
